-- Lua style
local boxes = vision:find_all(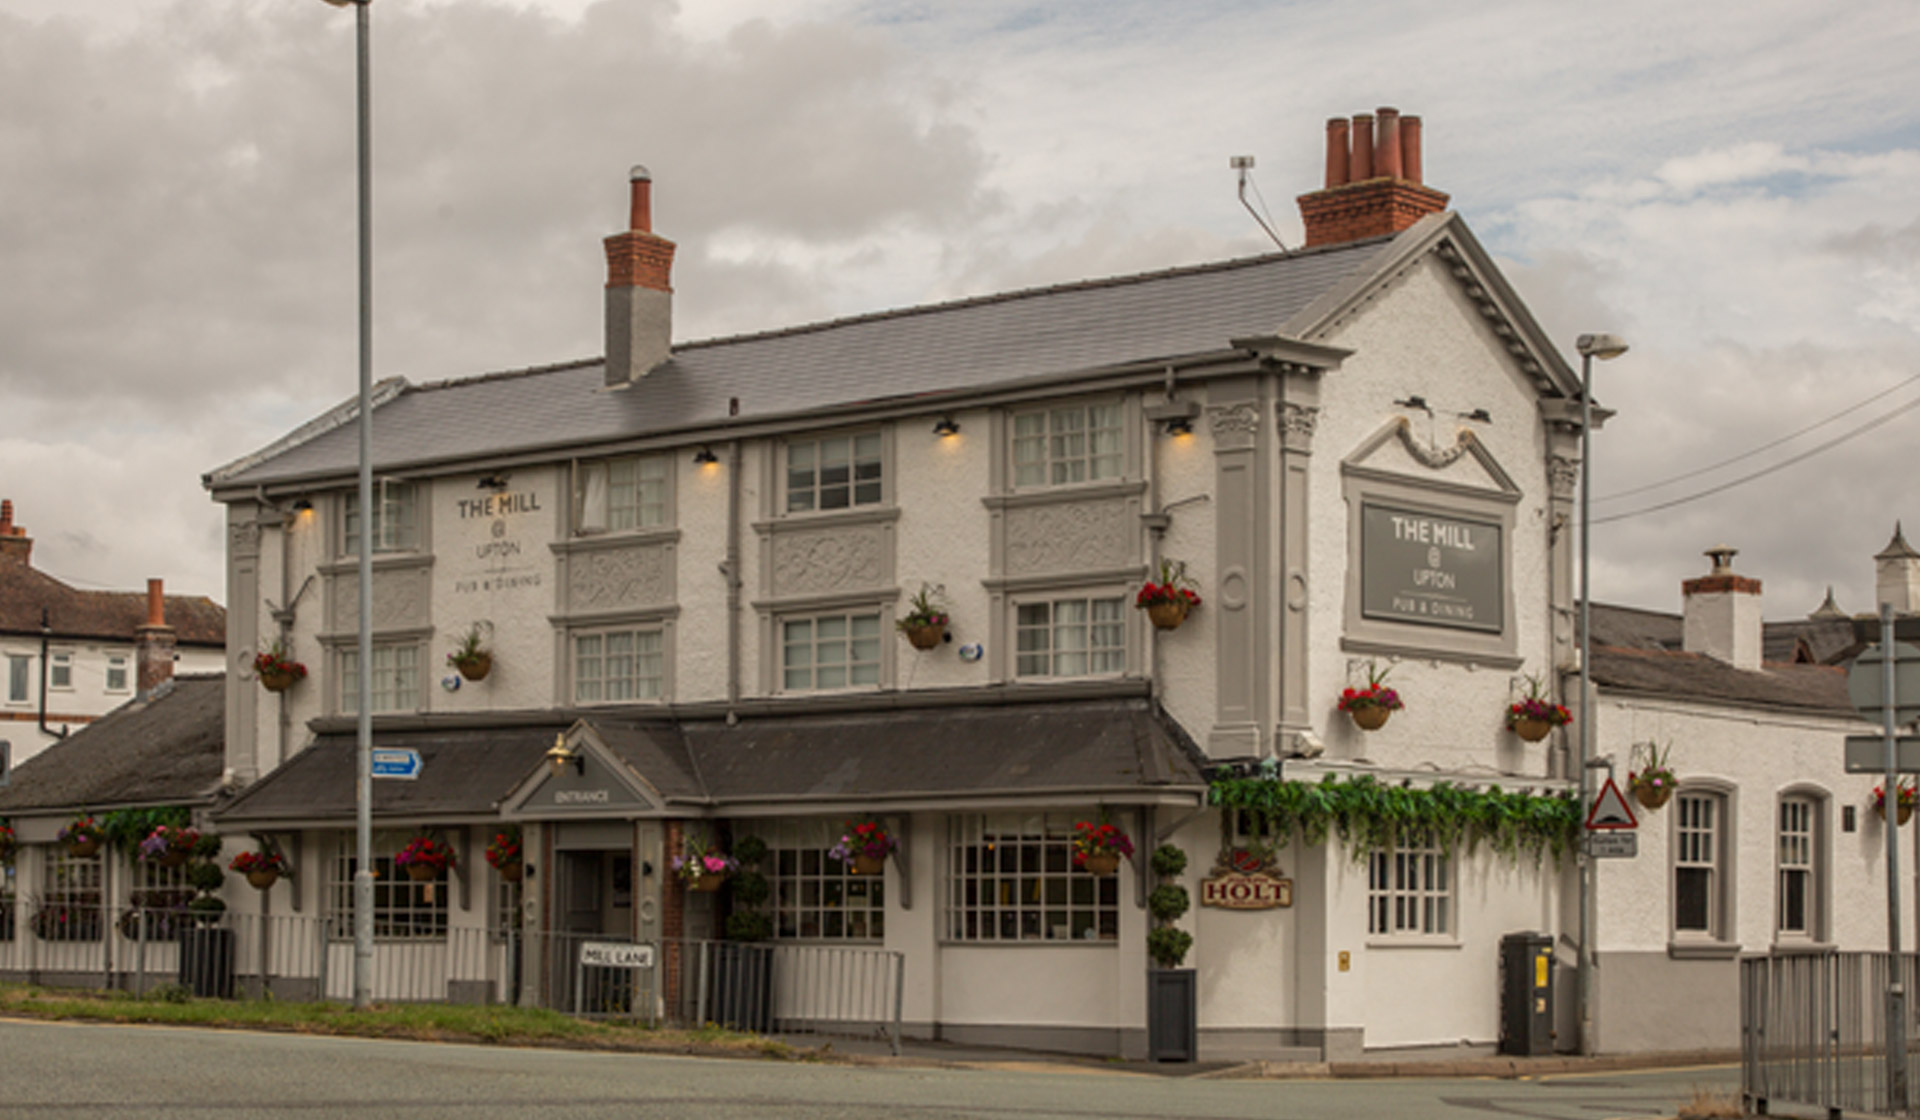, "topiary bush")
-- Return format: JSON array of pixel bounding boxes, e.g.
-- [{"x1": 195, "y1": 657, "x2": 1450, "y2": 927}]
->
[
  {"x1": 1150, "y1": 844, "x2": 1187, "y2": 878},
  {"x1": 1146, "y1": 927, "x2": 1193, "y2": 969},
  {"x1": 1148, "y1": 884, "x2": 1190, "y2": 924}
]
